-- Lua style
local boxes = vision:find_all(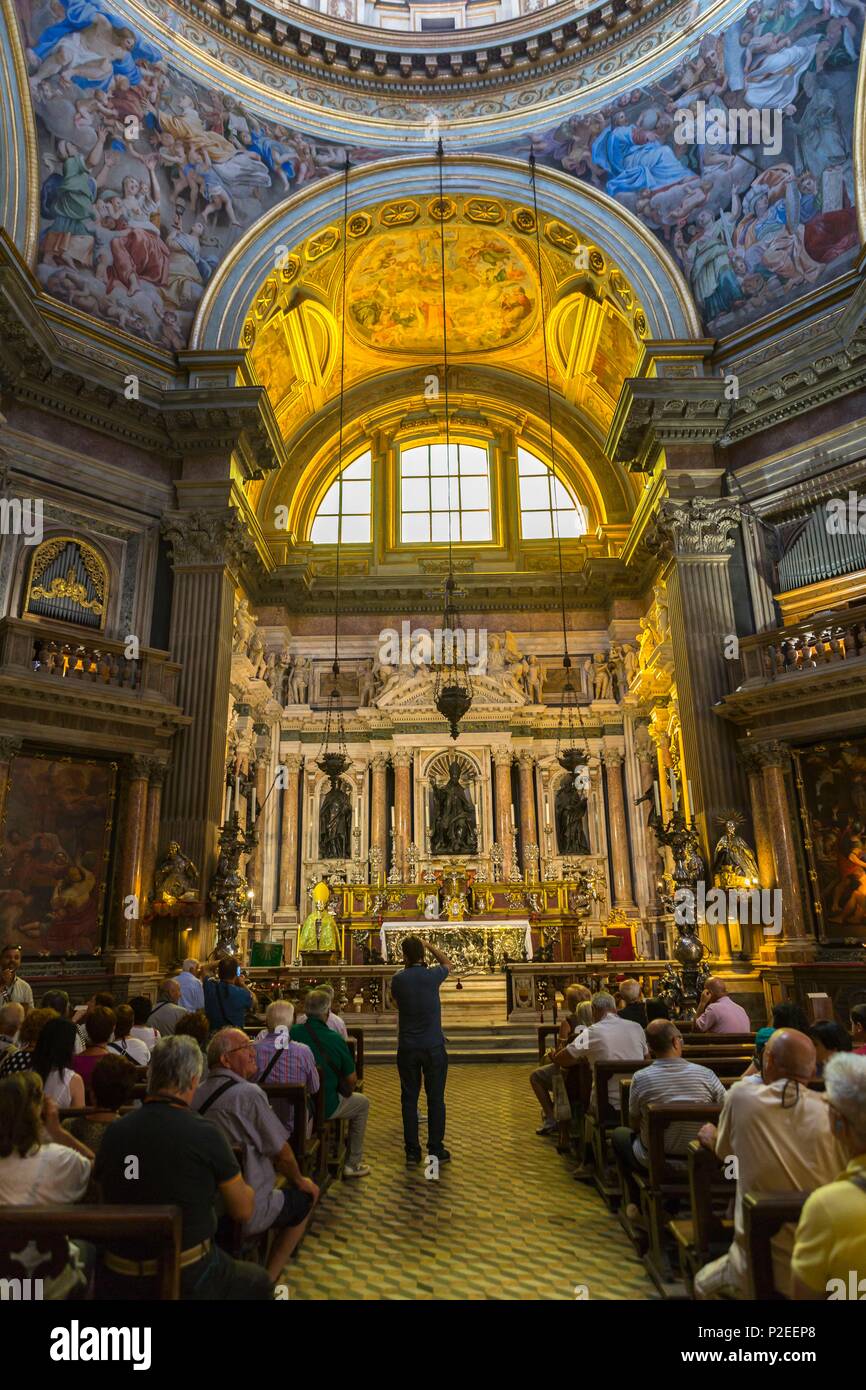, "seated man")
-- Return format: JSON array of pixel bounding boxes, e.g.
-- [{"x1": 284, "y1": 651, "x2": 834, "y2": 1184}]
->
[
  {"x1": 0, "y1": 1003, "x2": 24, "y2": 1056},
  {"x1": 694, "y1": 1029, "x2": 845, "y2": 1300},
  {"x1": 611, "y1": 1019, "x2": 726, "y2": 1214},
  {"x1": 175, "y1": 958, "x2": 205, "y2": 1012},
  {"x1": 147, "y1": 979, "x2": 188, "y2": 1037},
  {"x1": 292, "y1": 988, "x2": 371, "y2": 1179},
  {"x1": 790, "y1": 1052, "x2": 866, "y2": 1300},
  {"x1": 617, "y1": 979, "x2": 648, "y2": 1027},
  {"x1": 95, "y1": 1035, "x2": 272, "y2": 1299},
  {"x1": 553, "y1": 991, "x2": 648, "y2": 1176},
  {"x1": 294, "y1": 984, "x2": 349, "y2": 1039},
  {"x1": 192, "y1": 1028, "x2": 319, "y2": 1281},
  {"x1": 694, "y1": 977, "x2": 751, "y2": 1034},
  {"x1": 254, "y1": 1000, "x2": 319, "y2": 1139},
  {"x1": 530, "y1": 984, "x2": 591, "y2": 1137}
]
